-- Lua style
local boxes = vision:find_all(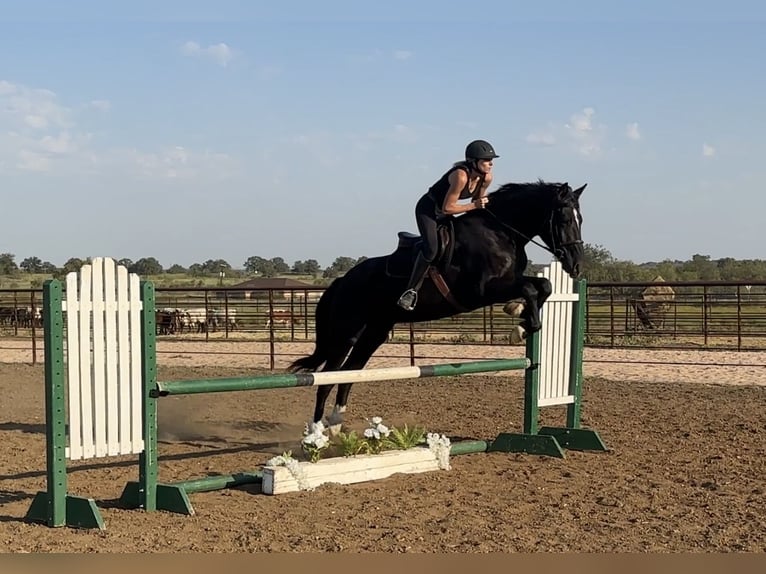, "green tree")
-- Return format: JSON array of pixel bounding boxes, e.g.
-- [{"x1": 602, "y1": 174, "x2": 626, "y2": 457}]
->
[
  {"x1": 244, "y1": 255, "x2": 277, "y2": 277},
  {"x1": 131, "y1": 257, "x2": 164, "y2": 275},
  {"x1": 40, "y1": 261, "x2": 58, "y2": 274},
  {"x1": 653, "y1": 260, "x2": 681, "y2": 282},
  {"x1": 324, "y1": 256, "x2": 357, "y2": 277},
  {"x1": 680, "y1": 254, "x2": 719, "y2": 281},
  {"x1": 166, "y1": 264, "x2": 187, "y2": 274},
  {"x1": 20, "y1": 256, "x2": 43, "y2": 273},
  {"x1": 200, "y1": 259, "x2": 231, "y2": 274},
  {"x1": 62, "y1": 257, "x2": 85, "y2": 274},
  {"x1": 270, "y1": 257, "x2": 290, "y2": 274},
  {"x1": 188, "y1": 263, "x2": 205, "y2": 277},
  {"x1": 0, "y1": 253, "x2": 18, "y2": 275},
  {"x1": 292, "y1": 259, "x2": 321, "y2": 274}
]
